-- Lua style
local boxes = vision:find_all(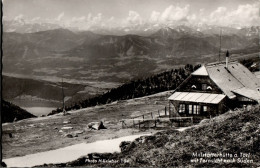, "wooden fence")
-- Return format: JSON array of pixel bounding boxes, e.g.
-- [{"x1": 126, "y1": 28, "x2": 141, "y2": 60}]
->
[{"x1": 120, "y1": 107, "x2": 193, "y2": 129}]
